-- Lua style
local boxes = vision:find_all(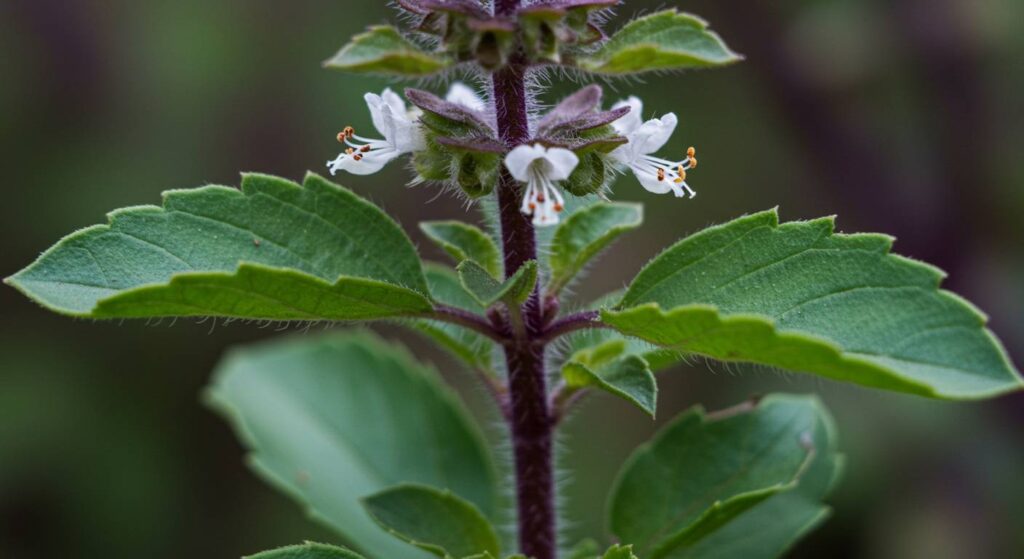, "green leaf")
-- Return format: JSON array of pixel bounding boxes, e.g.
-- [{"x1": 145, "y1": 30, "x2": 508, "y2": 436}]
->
[
  {"x1": 420, "y1": 221, "x2": 501, "y2": 279},
  {"x1": 363, "y1": 484, "x2": 501, "y2": 559},
  {"x1": 609, "y1": 209, "x2": 1023, "y2": 399},
  {"x1": 602, "y1": 545, "x2": 639, "y2": 559},
  {"x1": 325, "y1": 26, "x2": 450, "y2": 76},
  {"x1": 661, "y1": 396, "x2": 844, "y2": 559},
  {"x1": 206, "y1": 332, "x2": 497, "y2": 559},
  {"x1": 548, "y1": 202, "x2": 643, "y2": 295},
  {"x1": 416, "y1": 264, "x2": 494, "y2": 373},
  {"x1": 246, "y1": 542, "x2": 367, "y2": 559},
  {"x1": 457, "y1": 260, "x2": 537, "y2": 308},
  {"x1": 6, "y1": 173, "x2": 433, "y2": 321},
  {"x1": 581, "y1": 10, "x2": 741, "y2": 75},
  {"x1": 609, "y1": 395, "x2": 827, "y2": 558},
  {"x1": 562, "y1": 341, "x2": 658, "y2": 417},
  {"x1": 566, "y1": 539, "x2": 601, "y2": 559}
]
